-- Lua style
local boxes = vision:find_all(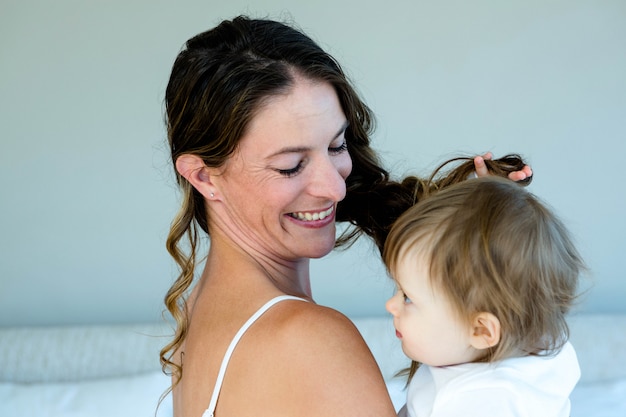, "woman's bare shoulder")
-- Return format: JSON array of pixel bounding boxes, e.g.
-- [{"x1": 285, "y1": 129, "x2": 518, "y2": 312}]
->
[
  {"x1": 251, "y1": 300, "x2": 397, "y2": 416},
  {"x1": 275, "y1": 301, "x2": 369, "y2": 347}
]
